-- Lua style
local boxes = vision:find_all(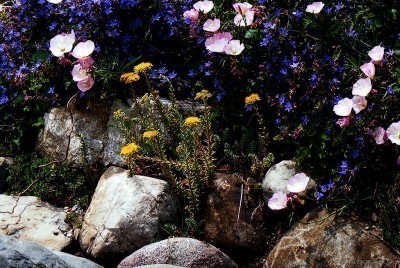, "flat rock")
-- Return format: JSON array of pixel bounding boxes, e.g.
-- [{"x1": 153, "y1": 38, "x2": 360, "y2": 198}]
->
[
  {"x1": 79, "y1": 166, "x2": 178, "y2": 259},
  {"x1": 0, "y1": 234, "x2": 103, "y2": 268},
  {"x1": 264, "y1": 207, "x2": 400, "y2": 268},
  {"x1": 0, "y1": 195, "x2": 72, "y2": 250},
  {"x1": 117, "y1": 237, "x2": 238, "y2": 268}
]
